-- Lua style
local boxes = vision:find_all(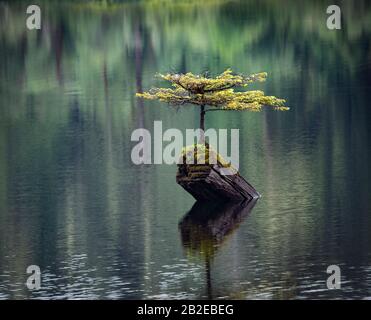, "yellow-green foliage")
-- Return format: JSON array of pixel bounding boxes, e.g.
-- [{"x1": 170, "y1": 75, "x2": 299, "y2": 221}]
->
[{"x1": 137, "y1": 69, "x2": 289, "y2": 112}]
